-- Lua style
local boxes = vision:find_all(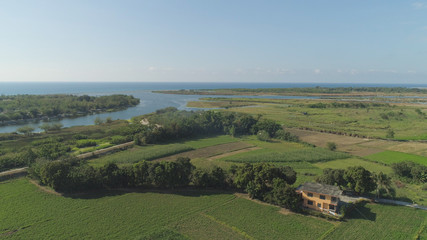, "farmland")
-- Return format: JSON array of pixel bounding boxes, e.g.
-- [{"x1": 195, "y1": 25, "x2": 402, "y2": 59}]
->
[
  {"x1": 2, "y1": 178, "x2": 426, "y2": 240},
  {"x1": 187, "y1": 97, "x2": 427, "y2": 140},
  {"x1": 324, "y1": 202, "x2": 427, "y2": 240},
  {"x1": 365, "y1": 151, "x2": 427, "y2": 166}
]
